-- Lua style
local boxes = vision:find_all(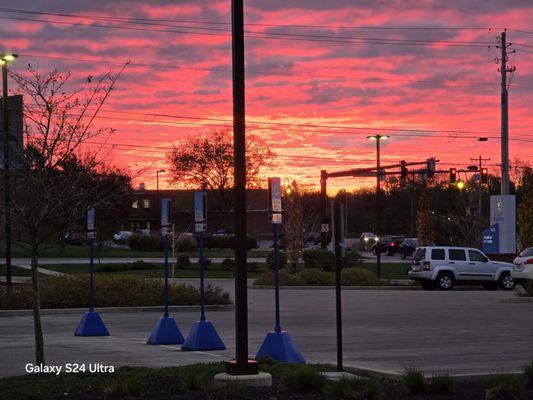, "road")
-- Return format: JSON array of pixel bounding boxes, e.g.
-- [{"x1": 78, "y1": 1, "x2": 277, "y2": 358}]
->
[{"x1": 1, "y1": 281, "x2": 532, "y2": 378}]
